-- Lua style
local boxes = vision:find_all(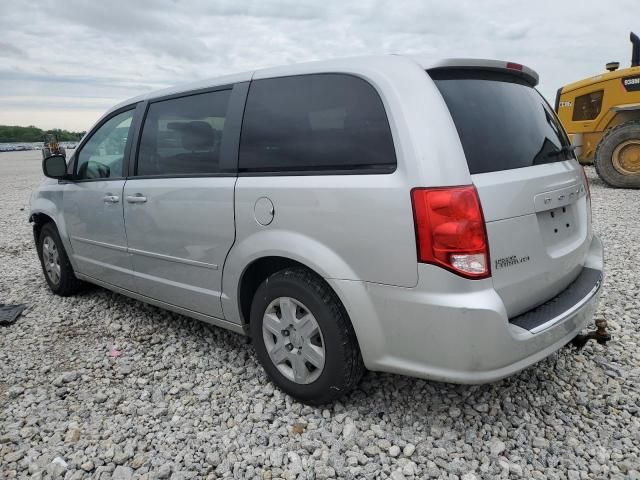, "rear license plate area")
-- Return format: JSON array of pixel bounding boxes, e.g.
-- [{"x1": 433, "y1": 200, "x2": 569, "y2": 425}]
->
[{"x1": 538, "y1": 204, "x2": 578, "y2": 247}]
